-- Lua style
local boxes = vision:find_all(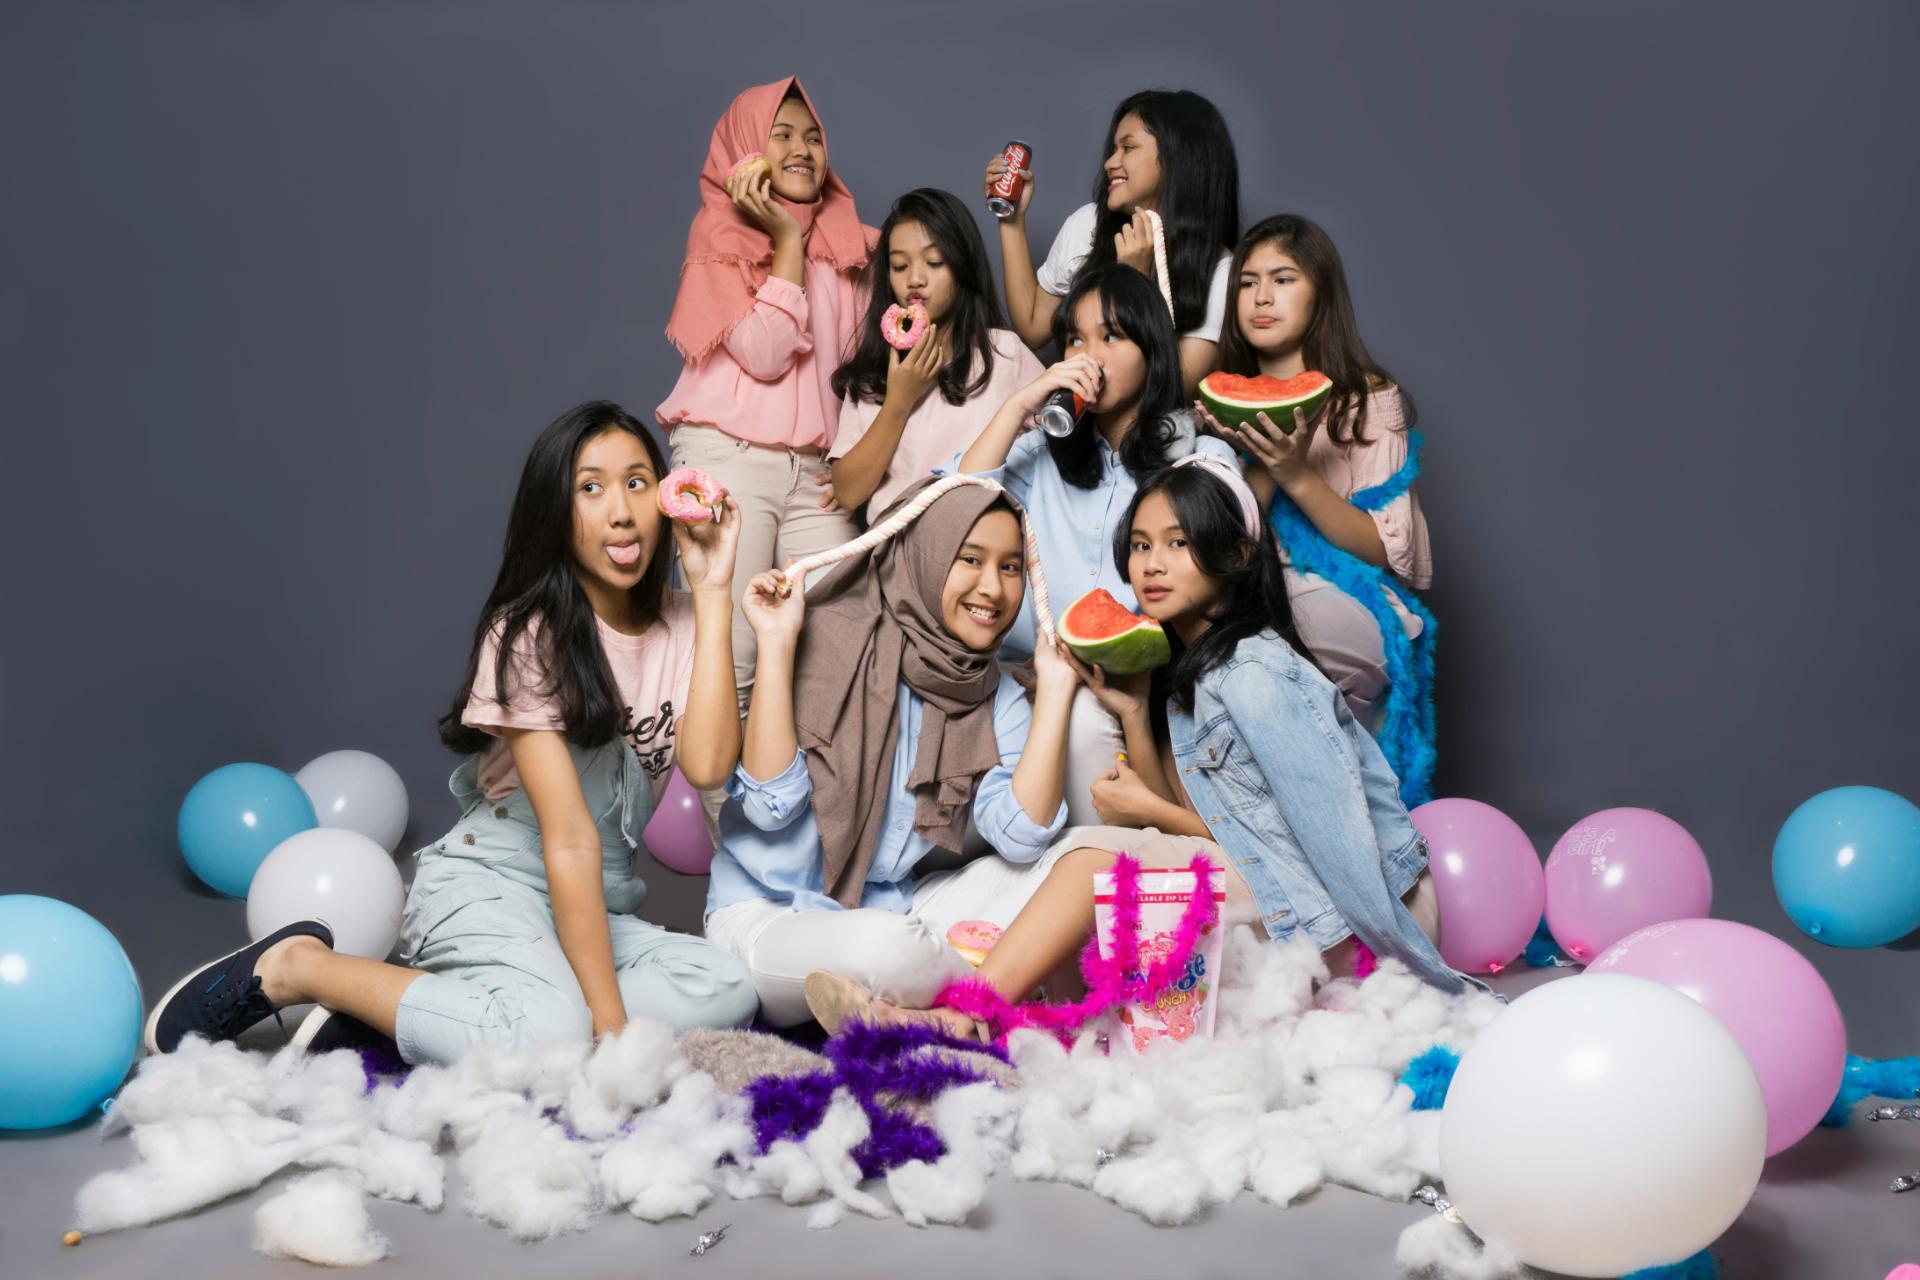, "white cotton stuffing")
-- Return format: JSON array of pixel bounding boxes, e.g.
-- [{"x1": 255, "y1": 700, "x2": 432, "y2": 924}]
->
[
  {"x1": 253, "y1": 1172, "x2": 391, "y2": 1267},
  {"x1": 885, "y1": 1081, "x2": 1019, "y2": 1227},
  {"x1": 1395, "y1": 1213, "x2": 1533, "y2": 1279},
  {"x1": 599, "y1": 1072, "x2": 751, "y2": 1221},
  {"x1": 456, "y1": 1108, "x2": 600, "y2": 1240},
  {"x1": 75, "y1": 930, "x2": 1516, "y2": 1278}
]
